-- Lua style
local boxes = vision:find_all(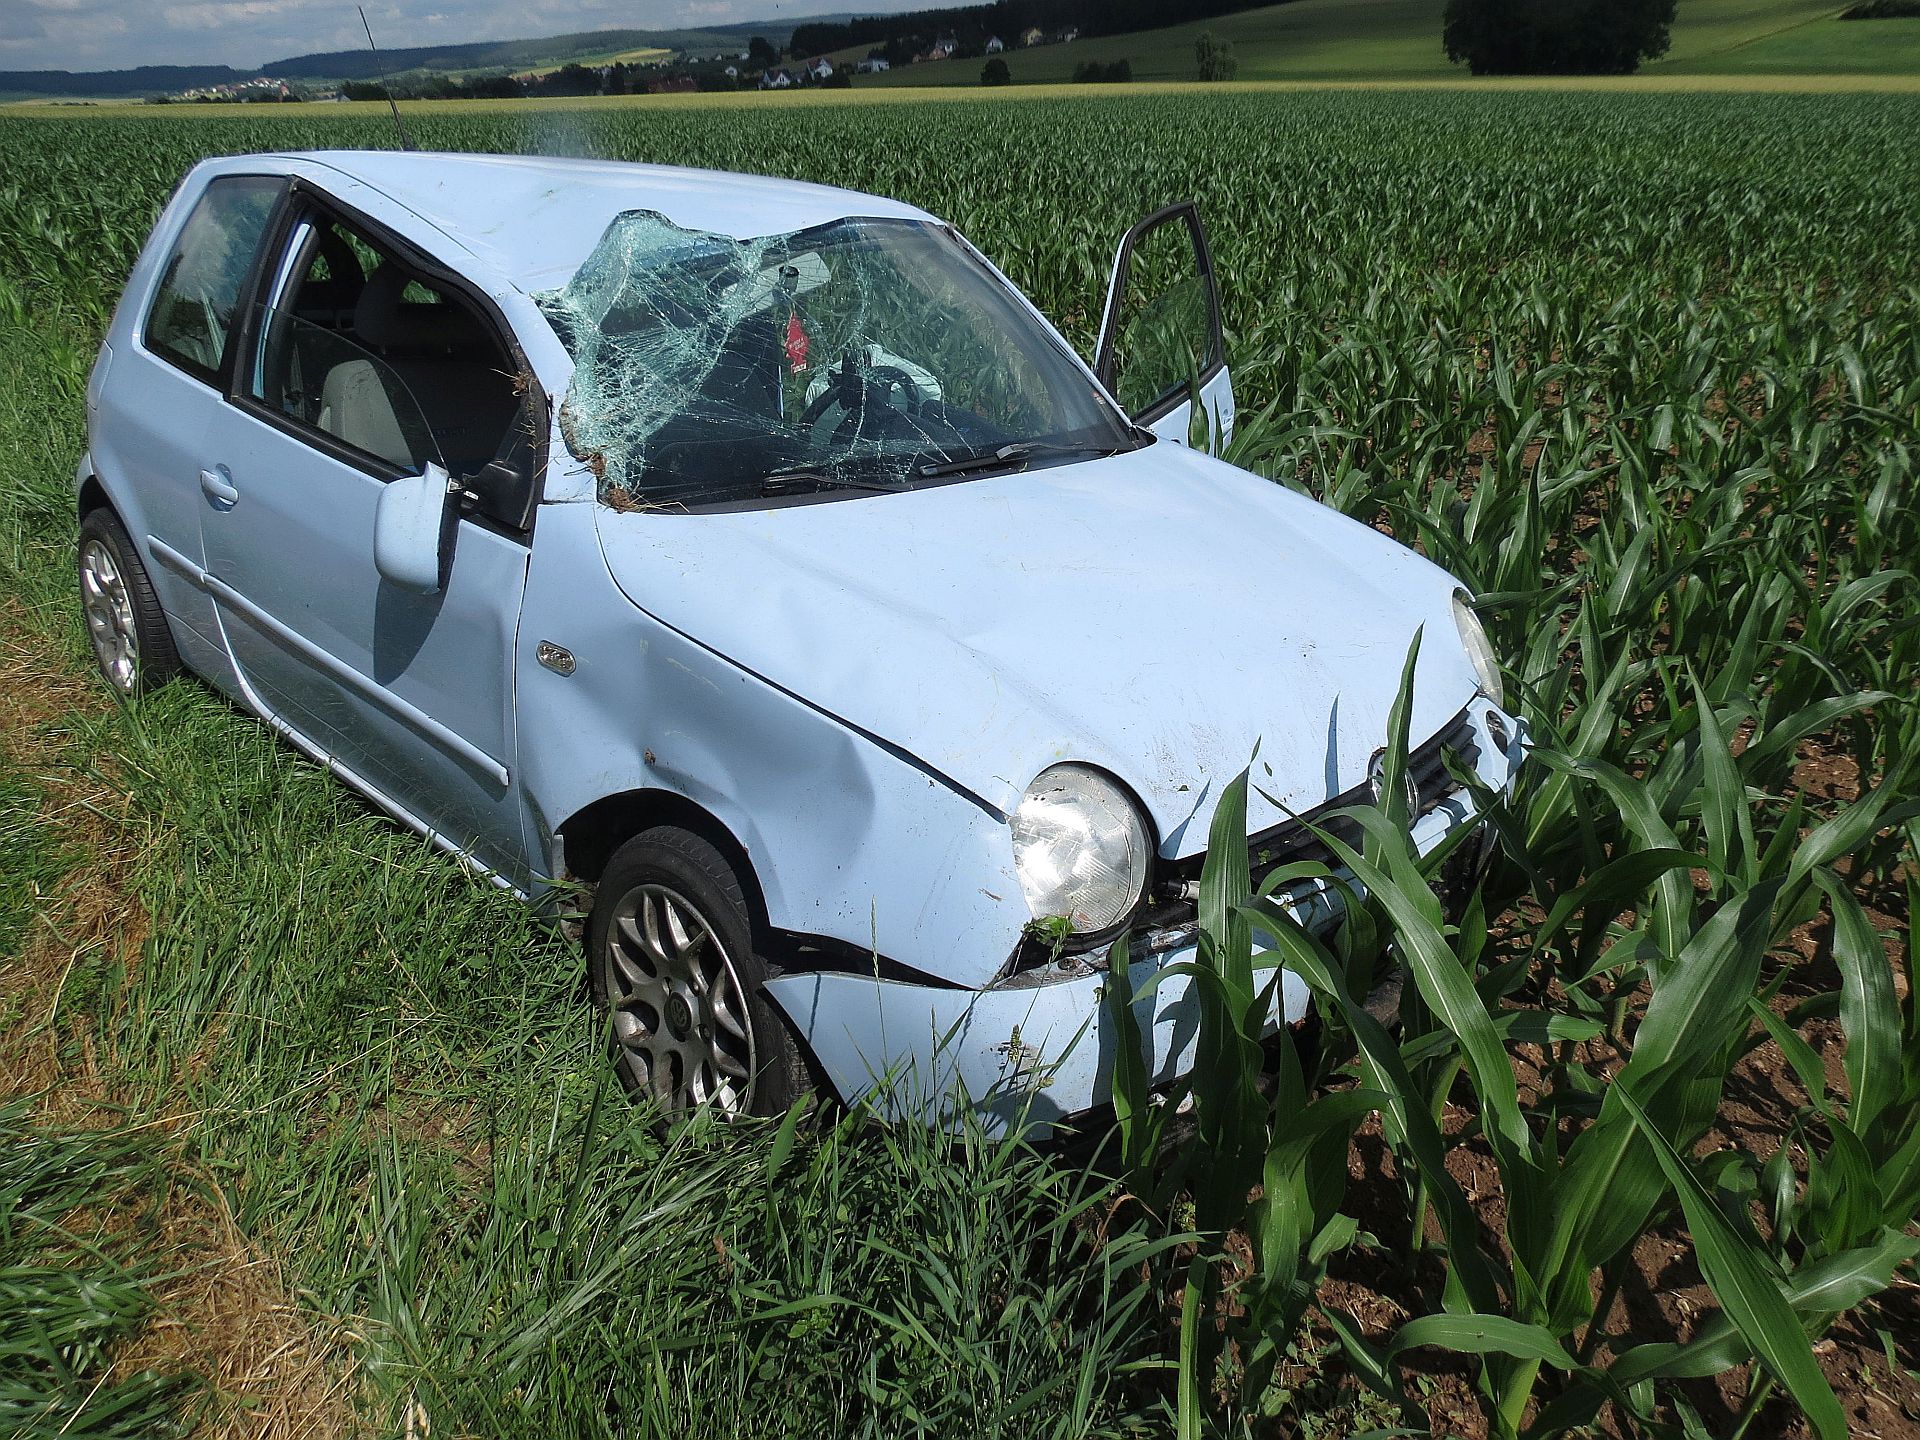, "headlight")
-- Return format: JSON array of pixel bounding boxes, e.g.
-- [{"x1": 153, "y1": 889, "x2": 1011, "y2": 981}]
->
[
  {"x1": 1451, "y1": 589, "x2": 1504, "y2": 705},
  {"x1": 1010, "y1": 765, "x2": 1151, "y2": 933}
]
